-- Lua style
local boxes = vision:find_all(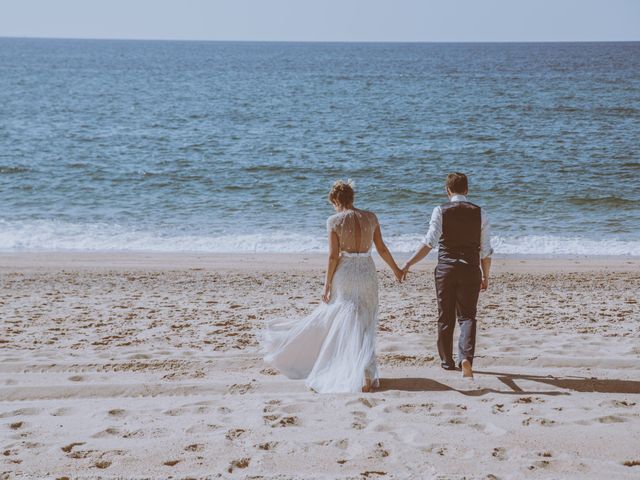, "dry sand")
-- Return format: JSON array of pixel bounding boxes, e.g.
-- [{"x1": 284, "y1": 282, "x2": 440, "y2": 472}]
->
[{"x1": 0, "y1": 253, "x2": 639, "y2": 479}]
